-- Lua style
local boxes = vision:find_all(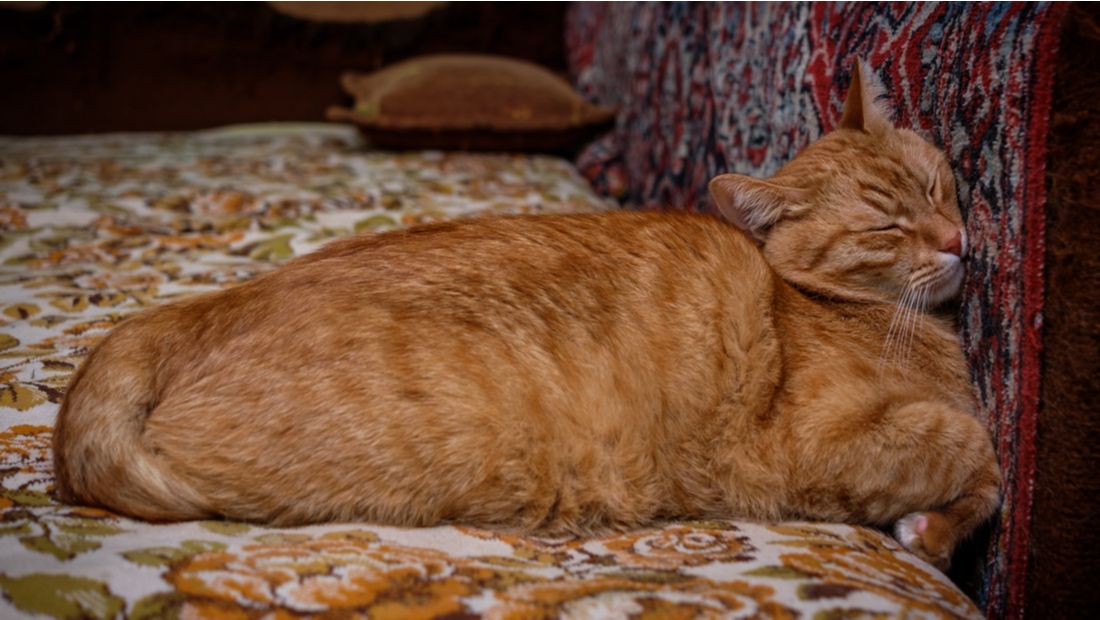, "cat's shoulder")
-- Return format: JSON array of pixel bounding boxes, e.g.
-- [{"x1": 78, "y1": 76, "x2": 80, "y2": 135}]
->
[{"x1": 548, "y1": 210, "x2": 763, "y2": 254}]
